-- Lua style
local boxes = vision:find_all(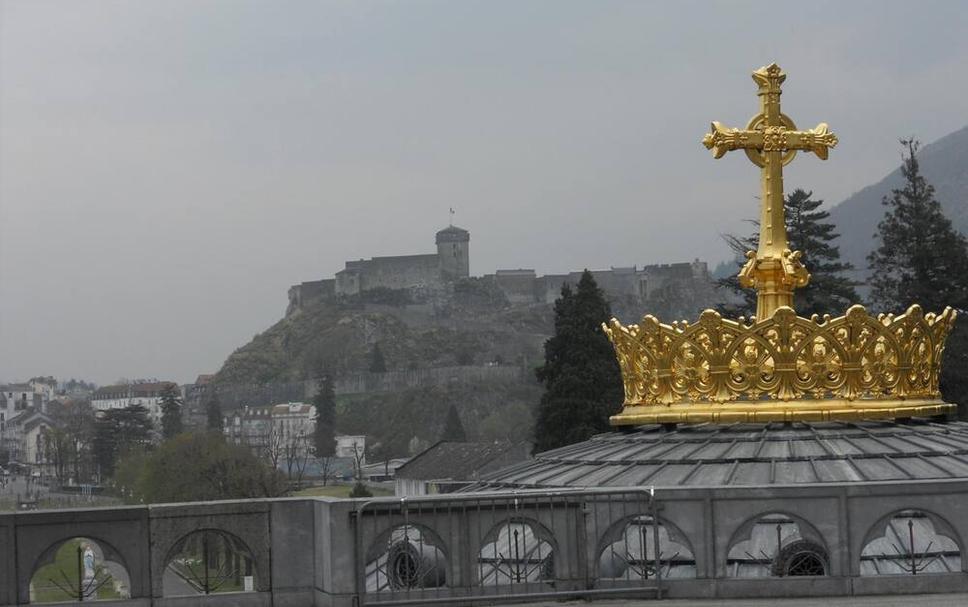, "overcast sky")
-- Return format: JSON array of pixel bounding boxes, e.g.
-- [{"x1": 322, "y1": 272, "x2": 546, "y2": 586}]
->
[{"x1": 1, "y1": 1, "x2": 967, "y2": 385}]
